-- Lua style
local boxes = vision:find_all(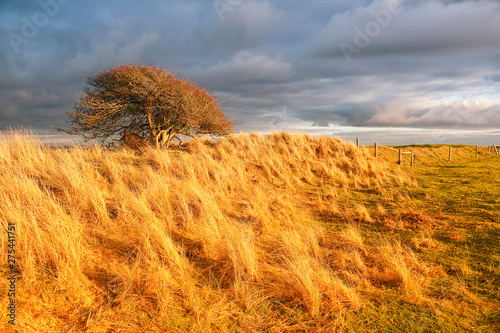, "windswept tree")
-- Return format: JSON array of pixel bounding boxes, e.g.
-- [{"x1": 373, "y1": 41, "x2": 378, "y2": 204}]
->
[{"x1": 57, "y1": 64, "x2": 233, "y2": 148}]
